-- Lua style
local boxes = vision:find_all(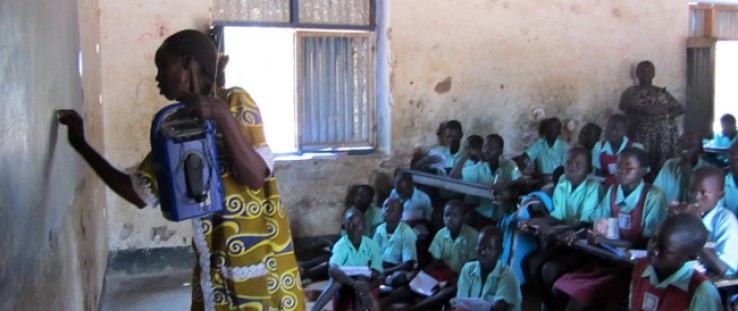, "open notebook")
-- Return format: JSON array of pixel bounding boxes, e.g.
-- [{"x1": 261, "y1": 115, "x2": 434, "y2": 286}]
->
[{"x1": 409, "y1": 271, "x2": 439, "y2": 296}]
